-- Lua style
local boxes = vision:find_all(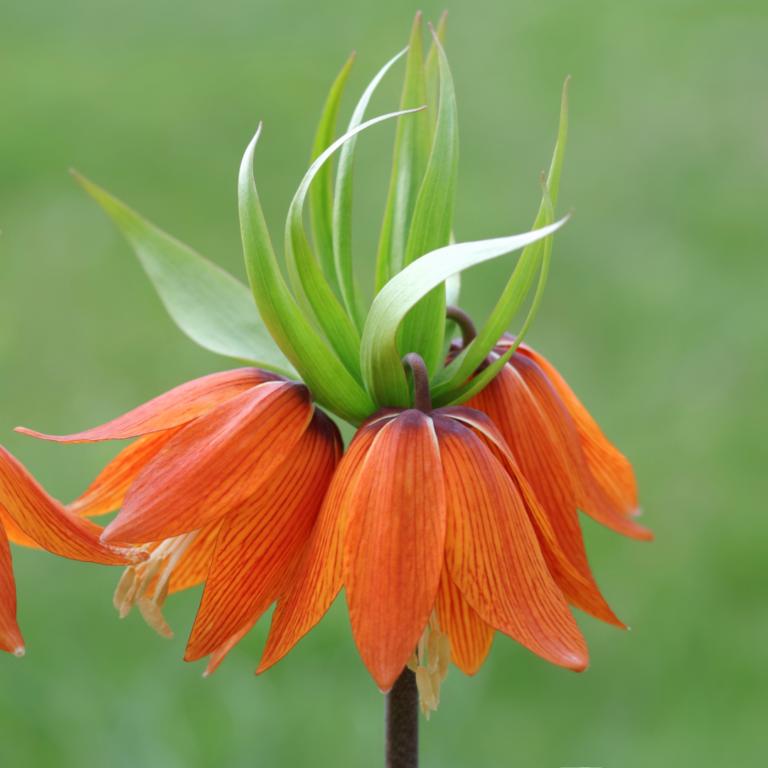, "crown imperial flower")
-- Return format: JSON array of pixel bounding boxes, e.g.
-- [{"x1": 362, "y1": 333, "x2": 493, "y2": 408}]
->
[{"x1": 3, "y1": 12, "x2": 650, "y2": 765}]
